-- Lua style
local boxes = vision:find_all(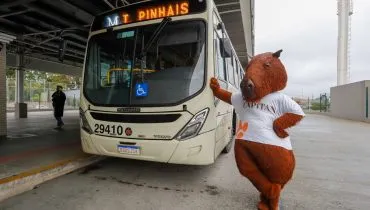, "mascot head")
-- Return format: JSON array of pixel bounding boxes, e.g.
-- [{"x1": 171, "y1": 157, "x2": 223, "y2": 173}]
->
[{"x1": 240, "y1": 49, "x2": 287, "y2": 102}]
